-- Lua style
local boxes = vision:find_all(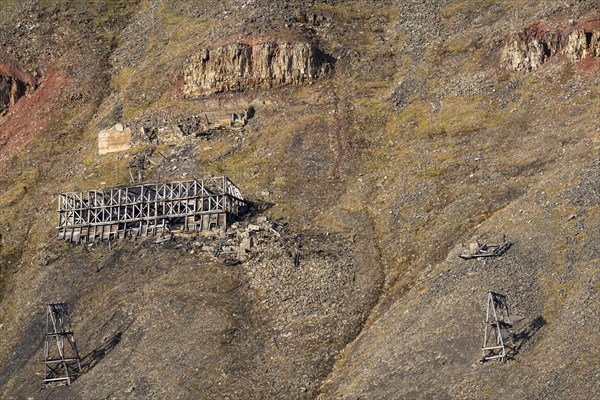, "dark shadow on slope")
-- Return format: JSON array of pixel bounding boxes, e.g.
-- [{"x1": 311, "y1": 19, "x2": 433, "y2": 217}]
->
[
  {"x1": 511, "y1": 316, "x2": 547, "y2": 356},
  {"x1": 0, "y1": 308, "x2": 45, "y2": 390},
  {"x1": 71, "y1": 331, "x2": 122, "y2": 382},
  {"x1": 242, "y1": 198, "x2": 275, "y2": 220}
]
